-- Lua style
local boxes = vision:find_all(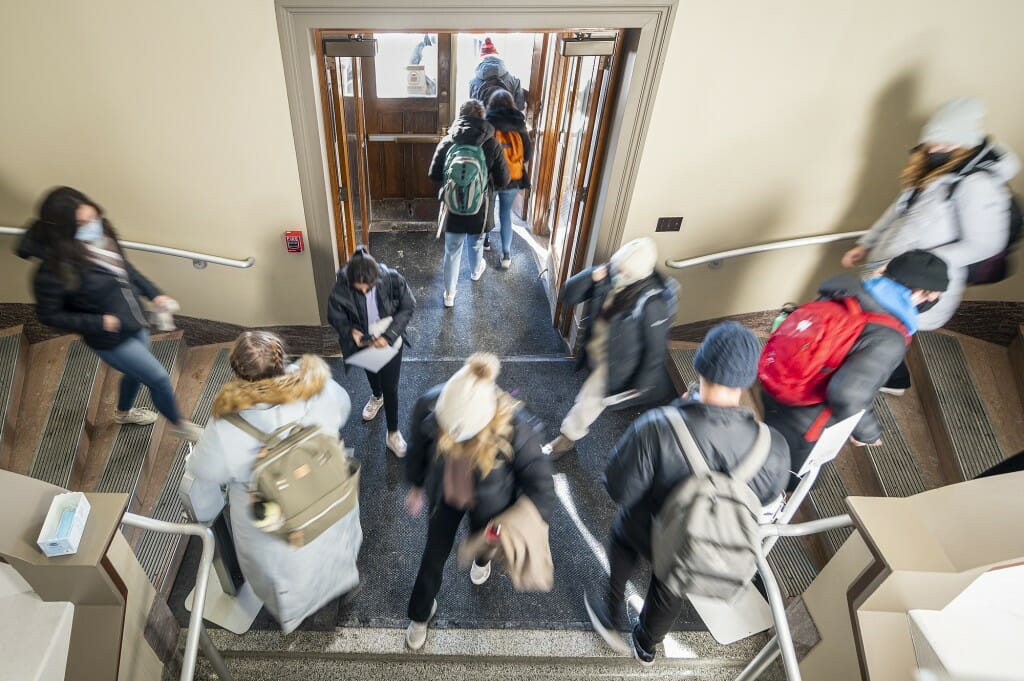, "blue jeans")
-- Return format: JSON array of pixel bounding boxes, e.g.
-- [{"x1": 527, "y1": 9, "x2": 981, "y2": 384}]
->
[
  {"x1": 443, "y1": 231, "x2": 484, "y2": 294},
  {"x1": 94, "y1": 329, "x2": 182, "y2": 424},
  {"x1": 495, "y1": 188, "x2": 519, "y2": 257}
]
